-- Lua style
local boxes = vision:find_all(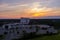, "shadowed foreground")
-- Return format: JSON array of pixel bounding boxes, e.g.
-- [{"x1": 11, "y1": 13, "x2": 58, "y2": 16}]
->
[{"x1": 28, "y1": 31, "x2": 60, "y2": 40}]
